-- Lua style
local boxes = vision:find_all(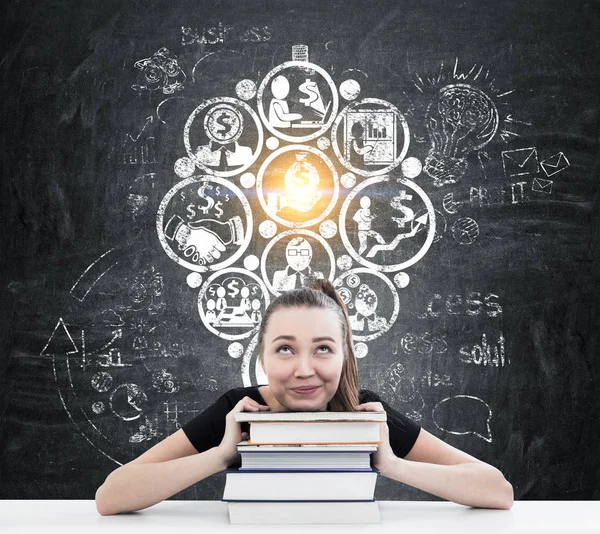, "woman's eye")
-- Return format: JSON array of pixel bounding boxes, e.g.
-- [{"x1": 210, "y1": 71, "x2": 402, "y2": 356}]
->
[
  {"x1": 276, "y1": 346, "x2": 291, "y2": 354},
  {"x1": 317, "y1": 346, "x2": 331, "y2": 353}
]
